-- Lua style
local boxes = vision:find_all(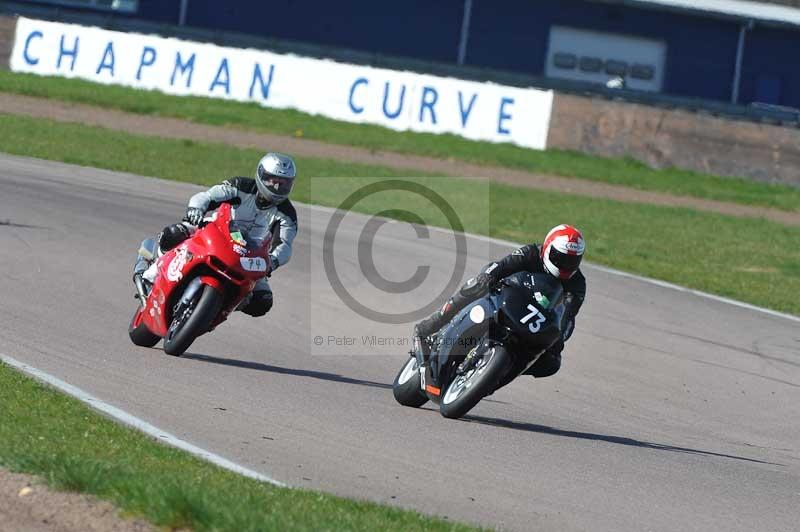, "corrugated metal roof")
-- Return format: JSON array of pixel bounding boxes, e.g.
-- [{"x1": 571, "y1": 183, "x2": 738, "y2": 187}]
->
[{"x1": 617, "y1": 0, "x2": 800, "y2": 27}]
